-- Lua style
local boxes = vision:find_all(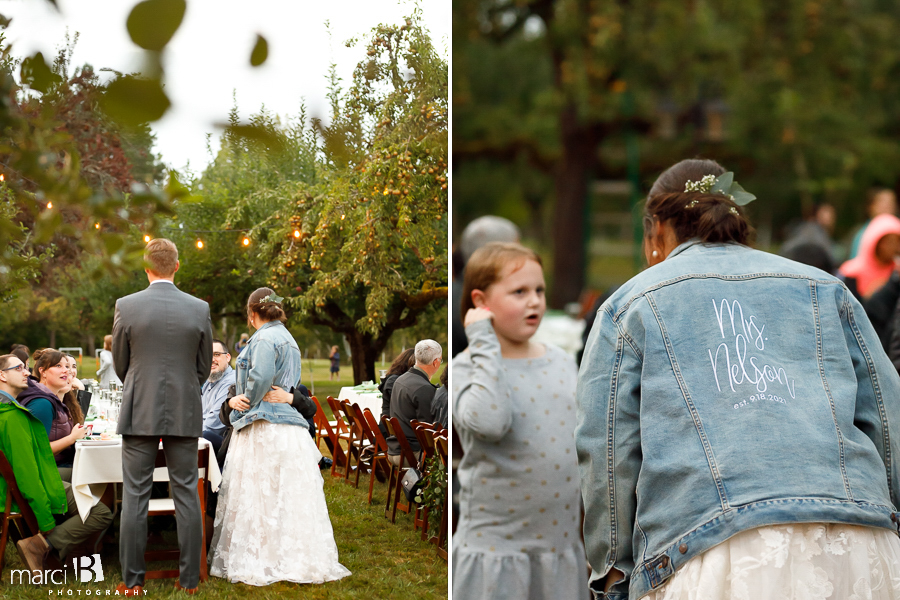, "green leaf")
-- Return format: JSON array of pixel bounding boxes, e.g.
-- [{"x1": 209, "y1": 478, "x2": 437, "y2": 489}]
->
[
  {"x1": 711, "y1": 172, "x2": 734, "y2": 195},
  {"x1": 126, "y1": 0, "x2": 186, "y2": 52},
  {"x1": 0, "y1": 14, "x2": 12, "y2": 28},
  {"x1": 20, "y1": 52, "x2": 61, "y2": 93},
  {"x1": 730, "y1": 182, "x2": 757, "y2": 206},
  {"x1": 250, "y1": 34, "x2": 268, "y2": 67},
  {"x1": 218, "y1": 123, "x2": 286, "y2": 152},
  {"x1": 102, "y1": 76, "x2": 171, "y2": 126}
]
